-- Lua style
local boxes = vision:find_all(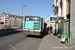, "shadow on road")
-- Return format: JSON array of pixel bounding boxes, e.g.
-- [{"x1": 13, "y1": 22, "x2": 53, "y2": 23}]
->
[
  {"x1": 26, "y1": 35, "x2": 44, "y2": 39},
  {"x1": 0, "y1": 30, "x2": 23, "y2": 37}
]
